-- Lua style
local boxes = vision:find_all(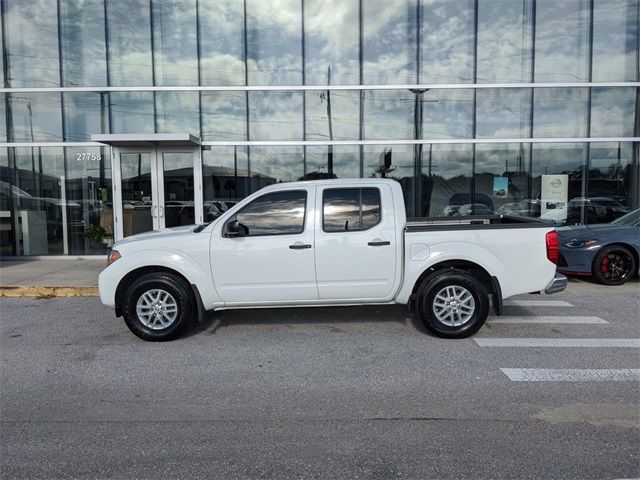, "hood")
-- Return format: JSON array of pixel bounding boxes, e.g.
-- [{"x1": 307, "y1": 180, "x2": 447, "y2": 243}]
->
[
  {"x1": 113, "y1": 225, "x2": 197, "y2": 248},
  {"x1": 557, "y1": 223, "x2": 633, "y2": 241}
]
